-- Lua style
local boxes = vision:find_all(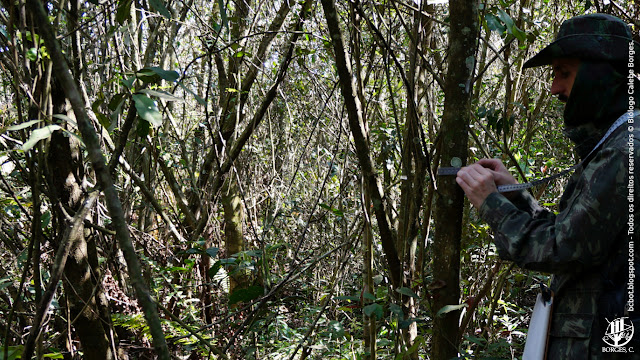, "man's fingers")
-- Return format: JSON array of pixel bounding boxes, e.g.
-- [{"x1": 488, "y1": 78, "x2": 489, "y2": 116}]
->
[
  {"x1": 477, "y1": 158, "x2": 506, "y2": 172},
  {"x1": 456, "y1": 165, "x2": 494, "y2": 189}
]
